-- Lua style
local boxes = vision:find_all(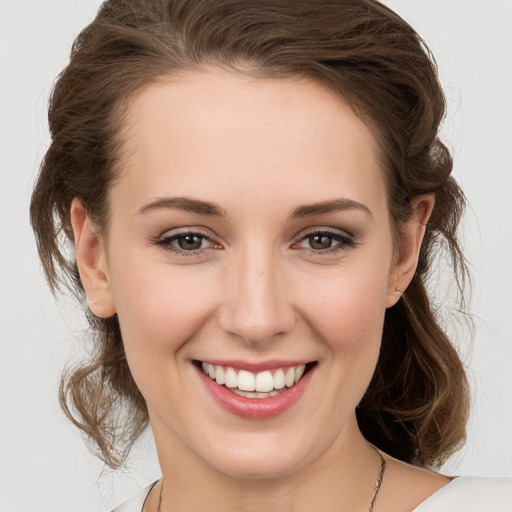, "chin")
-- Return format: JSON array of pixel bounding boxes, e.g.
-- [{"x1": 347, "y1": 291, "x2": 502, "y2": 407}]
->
[
  {"x1": 197, "y1": 430, "x2": 318, "y2": 480},
  {"x1": 210, "y1": 451, "x2": 308, "y2": 480}
]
